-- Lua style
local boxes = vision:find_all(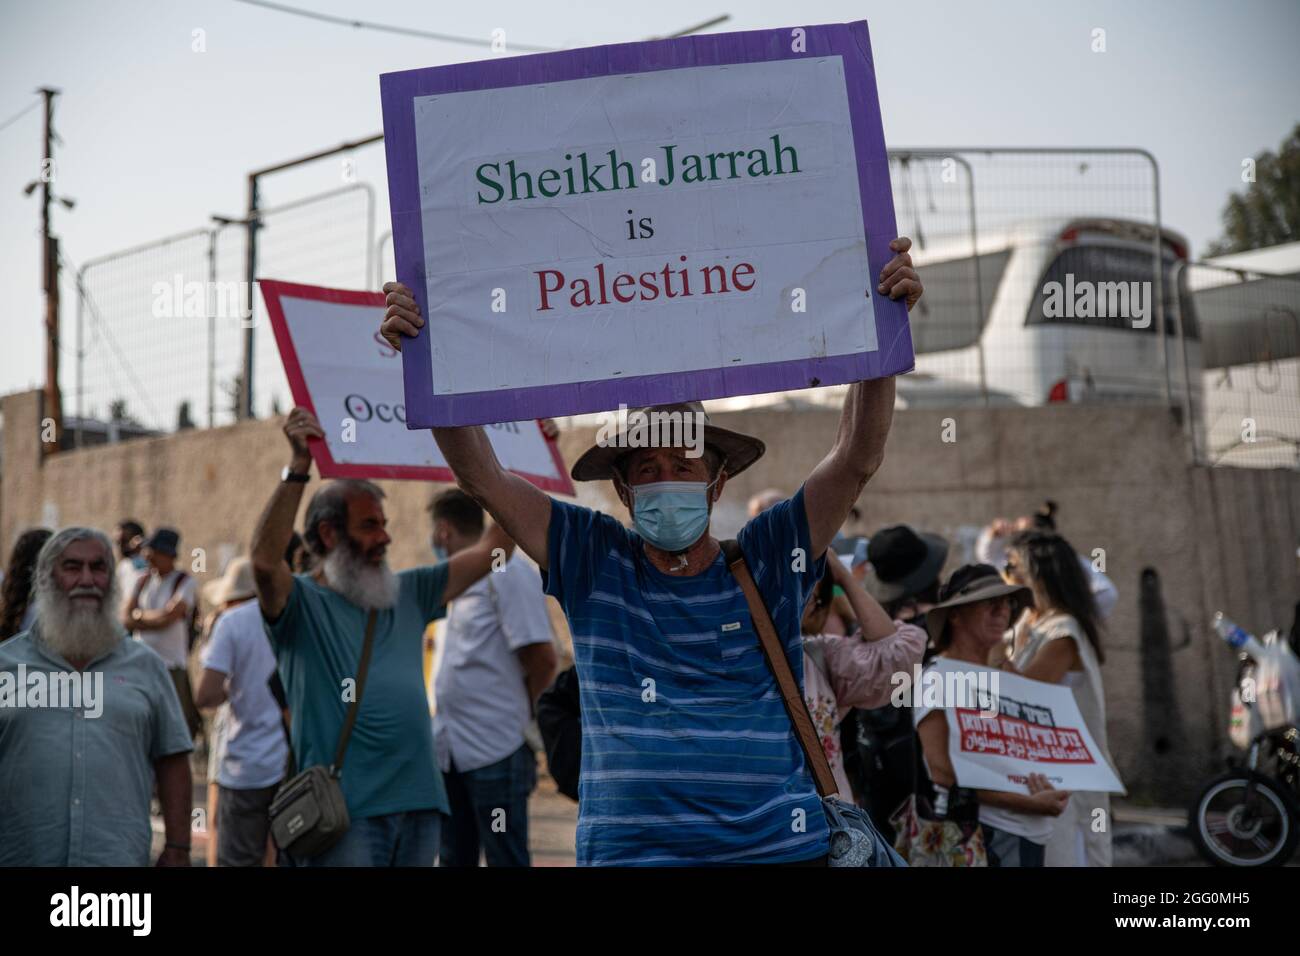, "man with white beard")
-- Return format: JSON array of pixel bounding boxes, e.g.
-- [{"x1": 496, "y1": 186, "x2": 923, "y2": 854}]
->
[
  {"x1": 251, "y1": 406, "x2": 515, "y2": 866},
  {"x1": 0, "y1": 527, "x2": 194, "y2": 866}
]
